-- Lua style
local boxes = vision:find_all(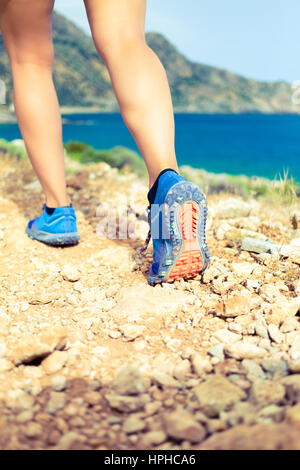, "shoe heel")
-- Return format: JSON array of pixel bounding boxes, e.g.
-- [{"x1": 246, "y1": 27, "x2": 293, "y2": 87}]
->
[{"x1": 165, "y1": 182, "x2": 210, "y2": 282}]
